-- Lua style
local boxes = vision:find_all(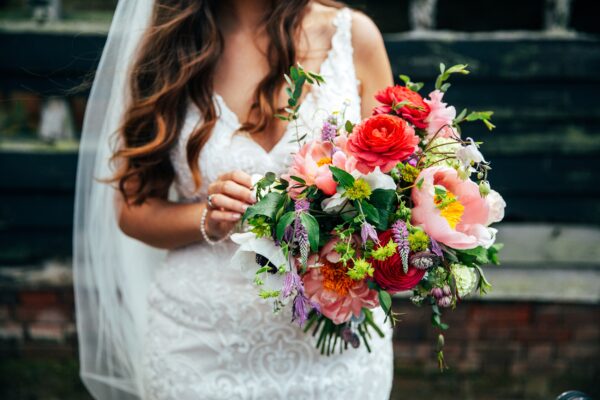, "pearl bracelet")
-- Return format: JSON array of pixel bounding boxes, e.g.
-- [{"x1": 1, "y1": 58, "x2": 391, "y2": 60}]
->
[{"x1": 200, "y1": 205, "x2": 232, "y2": 245}]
